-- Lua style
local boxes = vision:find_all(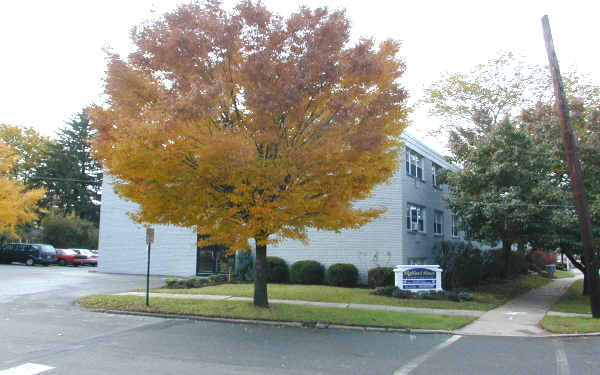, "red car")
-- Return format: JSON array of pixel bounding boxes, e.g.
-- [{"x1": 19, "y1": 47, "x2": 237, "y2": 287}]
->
[
  {"x1": 55, "y1": 249, "x2": 87, "y2": 266},
  {"x1": 70, "y1": 249, "x2": 98, "y2": 266}
]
